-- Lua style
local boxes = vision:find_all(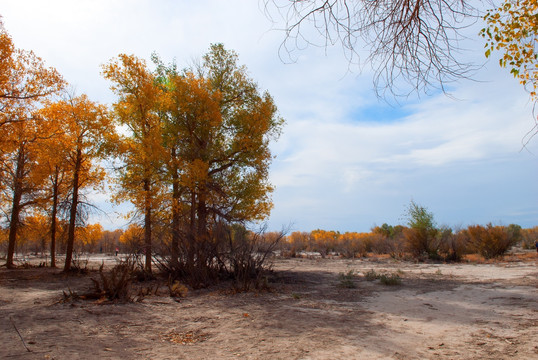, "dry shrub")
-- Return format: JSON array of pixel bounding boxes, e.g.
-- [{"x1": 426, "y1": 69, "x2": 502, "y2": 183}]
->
[
  {"x1": 363, "y1": 269, "x2": 401, "y2": 285},
  {"x1": 224, "y1": 226, "x2": 284, "y2": 292},
  {"x1": 466, "y1": 224, "x2": 519, "y2": 259},
  {"x1": 90, "y1": 259, "x2": 136, "y2": 302},
  {"x1": 370, "y1": 233, "x2": 405, "y2": 258},
  {"x1": 379, "y1": 273, "x2": 401, "y2": 286},
  {"x1": 364, "y1": 269, "x2": 378, "y2": 281},
  {"x1": 337, "y1": 270, "x2": 356, "y2": 288},
  {"x1": 403, "y1": 227, "x2": 439, "y2": 260},
  {"x1": 520, "y1": 226, "x2": 538, "y2": 250},
  {"x1": 168, "y1": 279, "x2": 188, "y2": 298},
  {"x1": 437, "y1": 227, "x2": 469, "y2": 262},
  {"x1": 68, "y1": 252, "x2": 89, "y2": 274},
  {"x1": 160, "y1": 222, "x2": 286, "y2": 291}
]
